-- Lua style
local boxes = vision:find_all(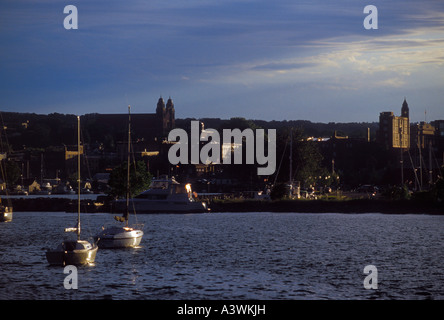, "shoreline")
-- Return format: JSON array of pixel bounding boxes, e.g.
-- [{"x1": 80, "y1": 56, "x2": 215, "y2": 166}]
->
[
  {"x1": 5, "y1": 196, "x2": 444, "y2": 215},
  {"x1": 209, "y1": 199, "x2": 444, "y2": 215}
]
